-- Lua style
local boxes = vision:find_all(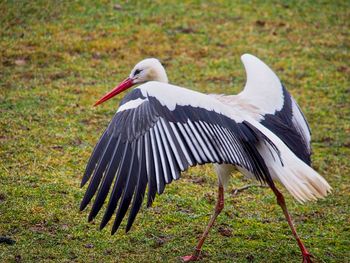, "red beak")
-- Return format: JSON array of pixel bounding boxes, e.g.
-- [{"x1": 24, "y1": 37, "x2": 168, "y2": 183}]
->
[{"x1": 94, "y1": 77, "x2": 134, "y2": 106}]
